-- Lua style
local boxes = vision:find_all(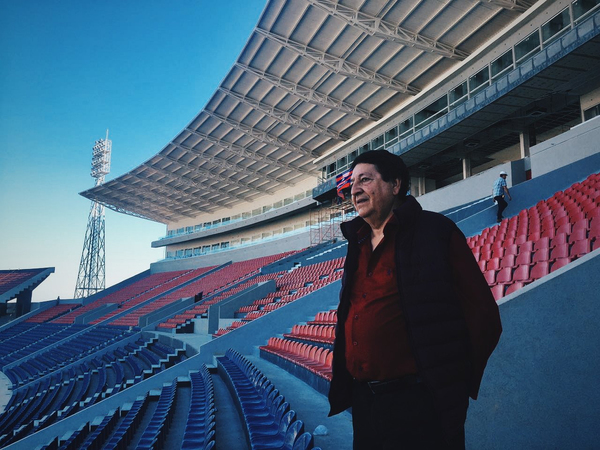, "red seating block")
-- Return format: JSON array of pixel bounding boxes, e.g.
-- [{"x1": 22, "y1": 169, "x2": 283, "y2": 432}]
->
[{"x1": 570, "y1": 238, "x2": 591, "y2": 259}]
